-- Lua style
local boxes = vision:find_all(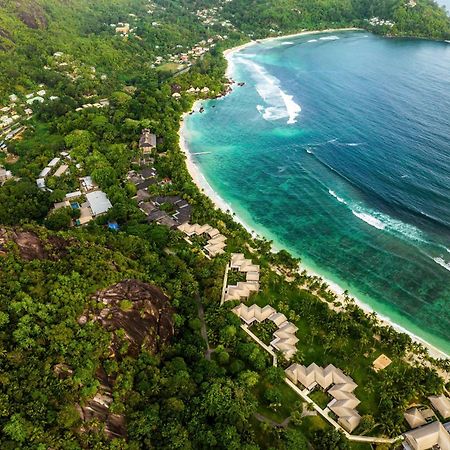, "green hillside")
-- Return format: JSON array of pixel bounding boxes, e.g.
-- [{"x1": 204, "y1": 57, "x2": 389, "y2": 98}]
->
[{"x1": 0, "y1": 1, "x2": 449, "y2": 449}]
